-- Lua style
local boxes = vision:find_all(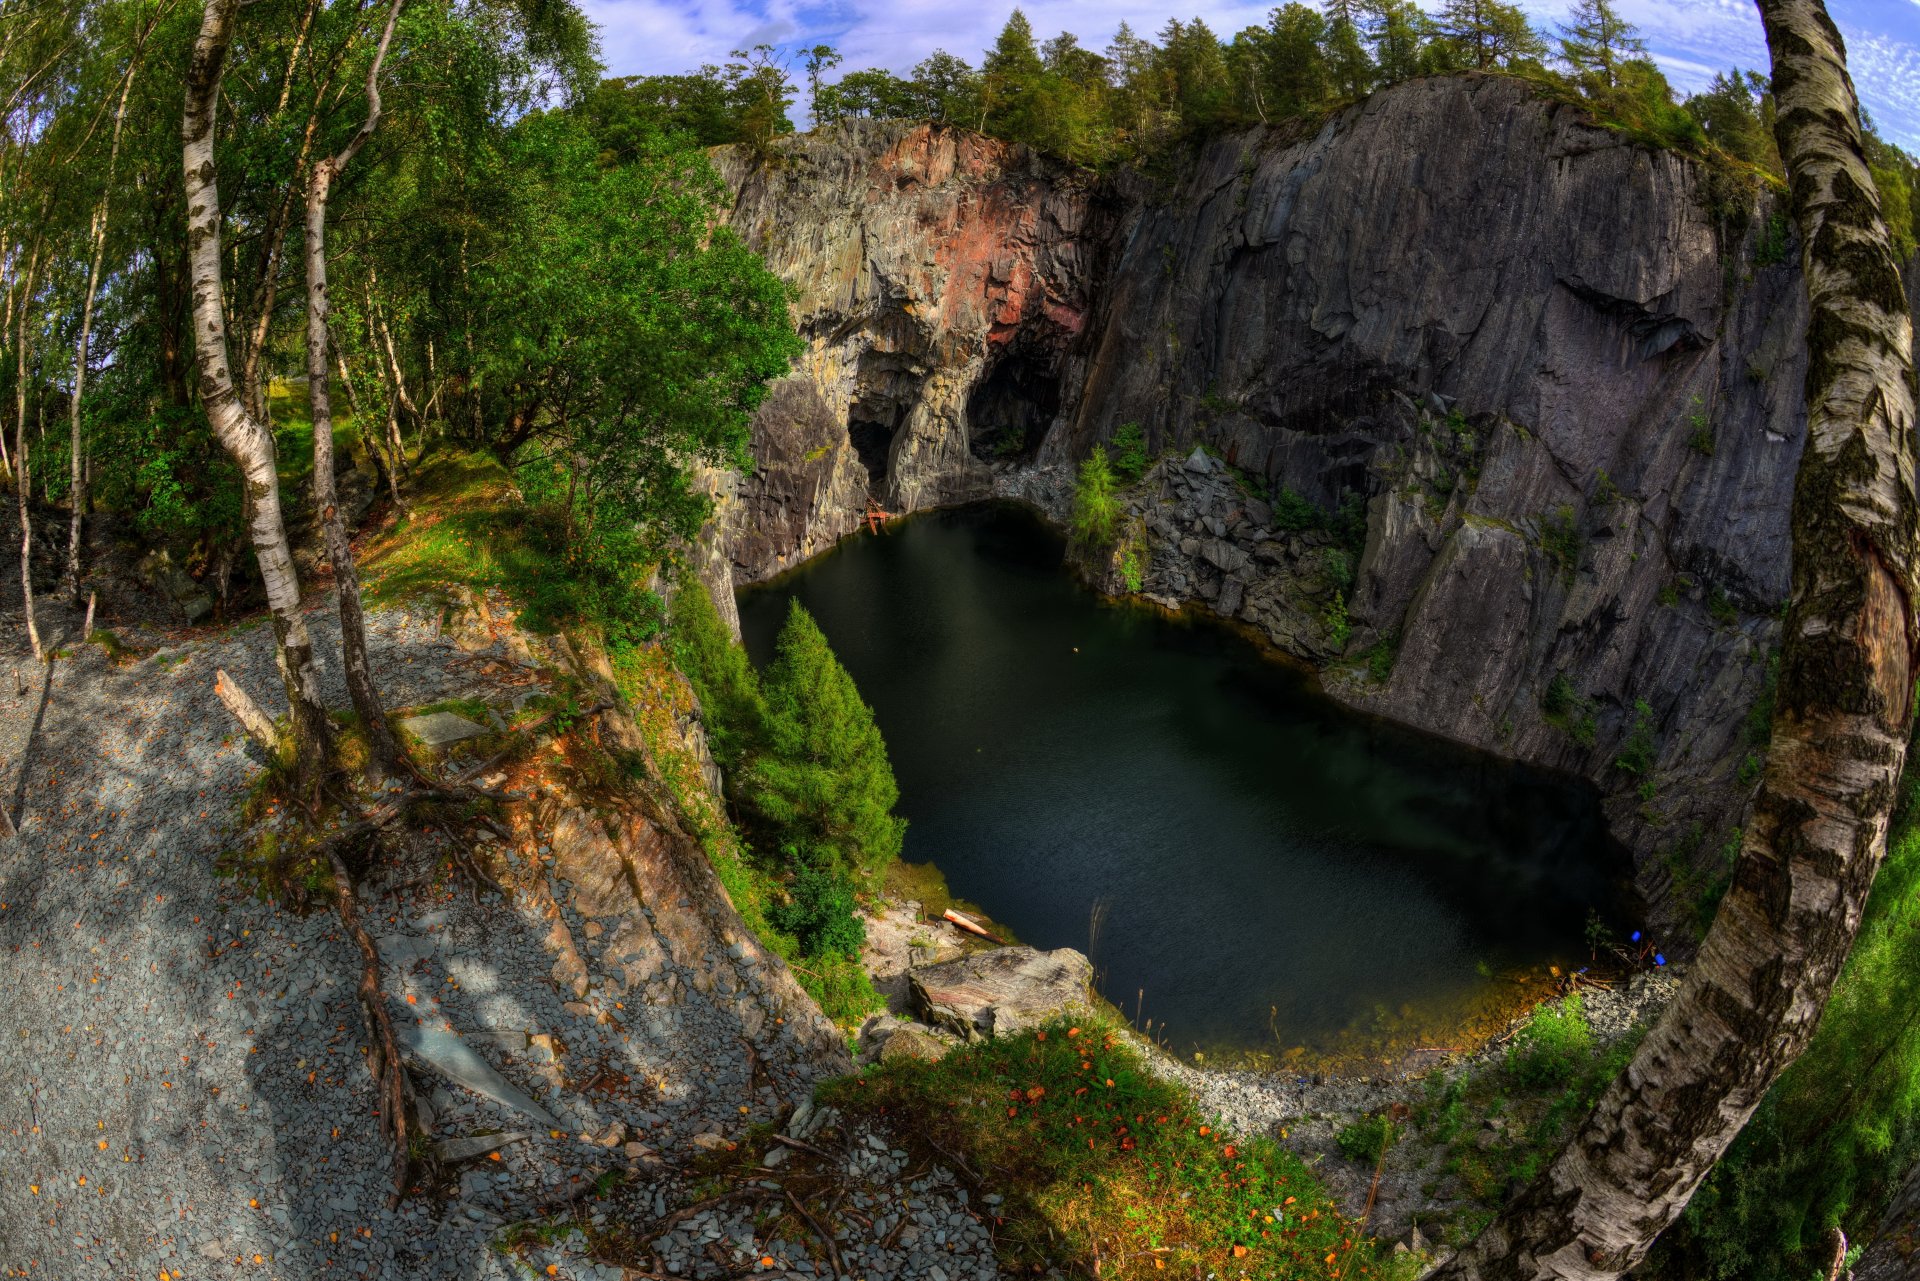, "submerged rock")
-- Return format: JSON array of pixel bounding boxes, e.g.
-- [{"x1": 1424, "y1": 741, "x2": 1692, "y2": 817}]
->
[{"x1": 909, "y1": 946, "x2": 1093, "y2": 1040}]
